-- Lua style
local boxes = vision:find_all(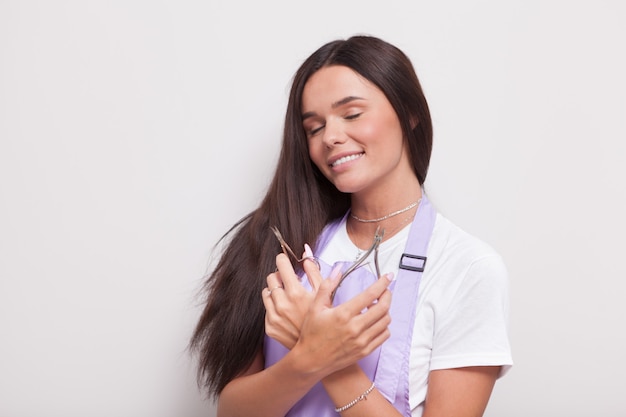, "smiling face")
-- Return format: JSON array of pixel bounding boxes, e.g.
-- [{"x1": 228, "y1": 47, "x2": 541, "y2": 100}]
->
[{"x1": 302, "y1": 65, "x2": 416, "y2": 198}]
